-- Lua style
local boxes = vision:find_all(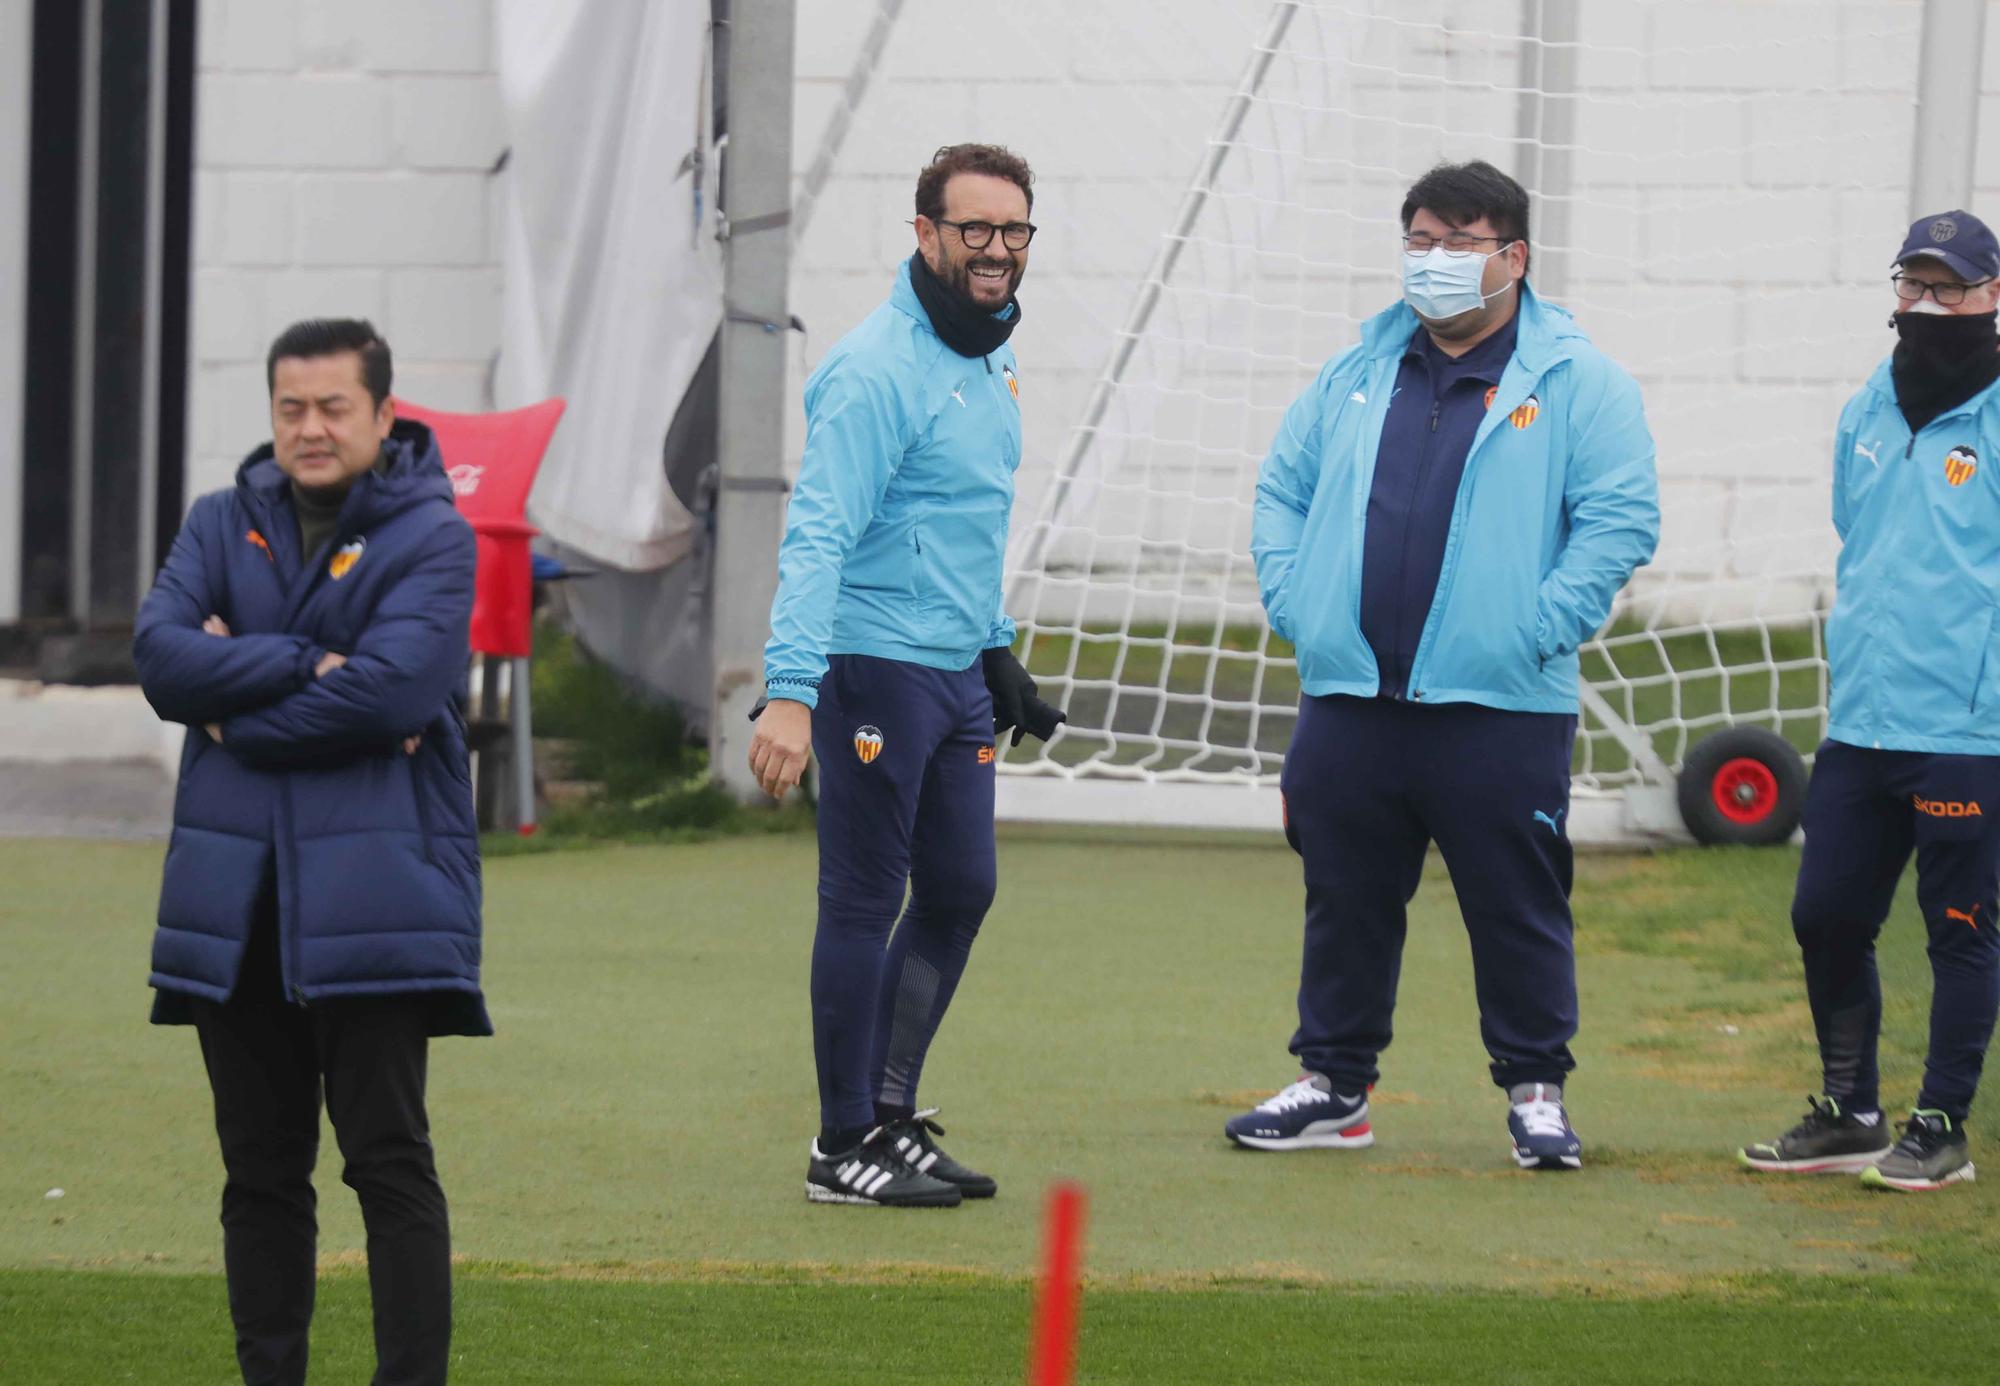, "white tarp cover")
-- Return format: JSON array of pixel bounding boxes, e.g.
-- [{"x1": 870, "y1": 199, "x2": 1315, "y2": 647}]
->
[{"x1": 495, "y1": 0, "x2": 721, "y2": 571}]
